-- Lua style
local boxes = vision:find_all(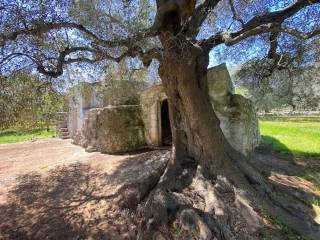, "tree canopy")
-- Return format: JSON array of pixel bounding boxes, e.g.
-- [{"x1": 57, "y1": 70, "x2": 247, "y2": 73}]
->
[
  {"x1": 1, "y1": 1, "x2": 320, "y2": 239},
  {"x1": 0, "y1": 0, "x2": 319, "y2": 80}
]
